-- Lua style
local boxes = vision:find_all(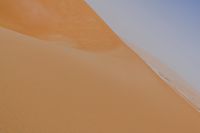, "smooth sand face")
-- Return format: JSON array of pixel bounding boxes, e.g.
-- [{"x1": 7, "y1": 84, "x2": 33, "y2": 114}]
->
[
  {"x1": 0, "y1": 0, "x2": 200, "y2": 133},
  {"x1": 0, "y1": 0, "x2": 121, "y2": 51}
]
